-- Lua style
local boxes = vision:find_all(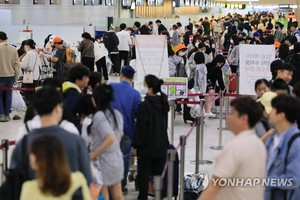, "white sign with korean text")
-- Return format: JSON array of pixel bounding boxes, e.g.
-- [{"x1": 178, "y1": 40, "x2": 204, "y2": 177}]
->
[
  {"x1": 135, "y1": 35, "x2": 169, "y2": 82},
  {"x1": 239, "y1": 44, "x2": 275, "y2": 95}
]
